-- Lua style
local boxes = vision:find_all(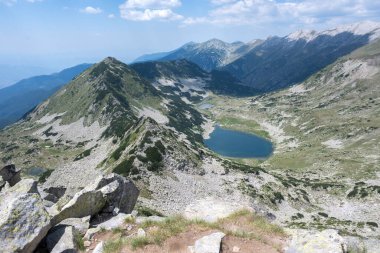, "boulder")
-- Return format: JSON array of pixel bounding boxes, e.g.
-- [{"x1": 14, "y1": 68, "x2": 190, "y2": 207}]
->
[
  {"x1": 188, "y1": 232, "x2": 225, "y2": 253},
  {"x1": 0, "y1": 179, "x2": 51, "y2": 253},
  {"x1": 46, "y1": 225, "x2": 79, "y2": 253},
  {"x1": 51, "y1": 188, "x2": 106, "y2": 225},
  {"x1": 0, "y1": 164, "x2": 21, "y2": 186},
  {"x1": 93, "y1": 213, "x2": 129, "y2": 230},
  {"x1": 59, "y1": 216, "x2": 90, "y2": 235},
  {"x1": 285, "y1": 229, "x2": 347, "y2": 253},
  {"x1": 94, "y1": 173, "x2": 139, "y2": 214}
]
